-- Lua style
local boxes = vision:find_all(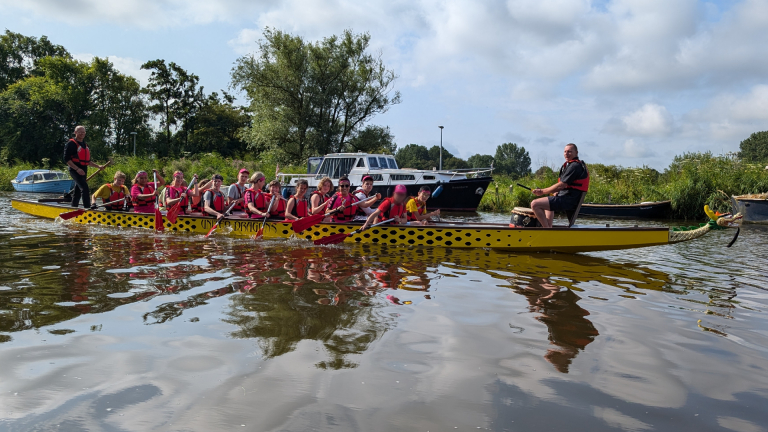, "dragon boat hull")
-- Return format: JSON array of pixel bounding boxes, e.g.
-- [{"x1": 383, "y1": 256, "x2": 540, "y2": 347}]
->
[{"x1": 11, "y1": 199, "x2": 707, "y2": 253}]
